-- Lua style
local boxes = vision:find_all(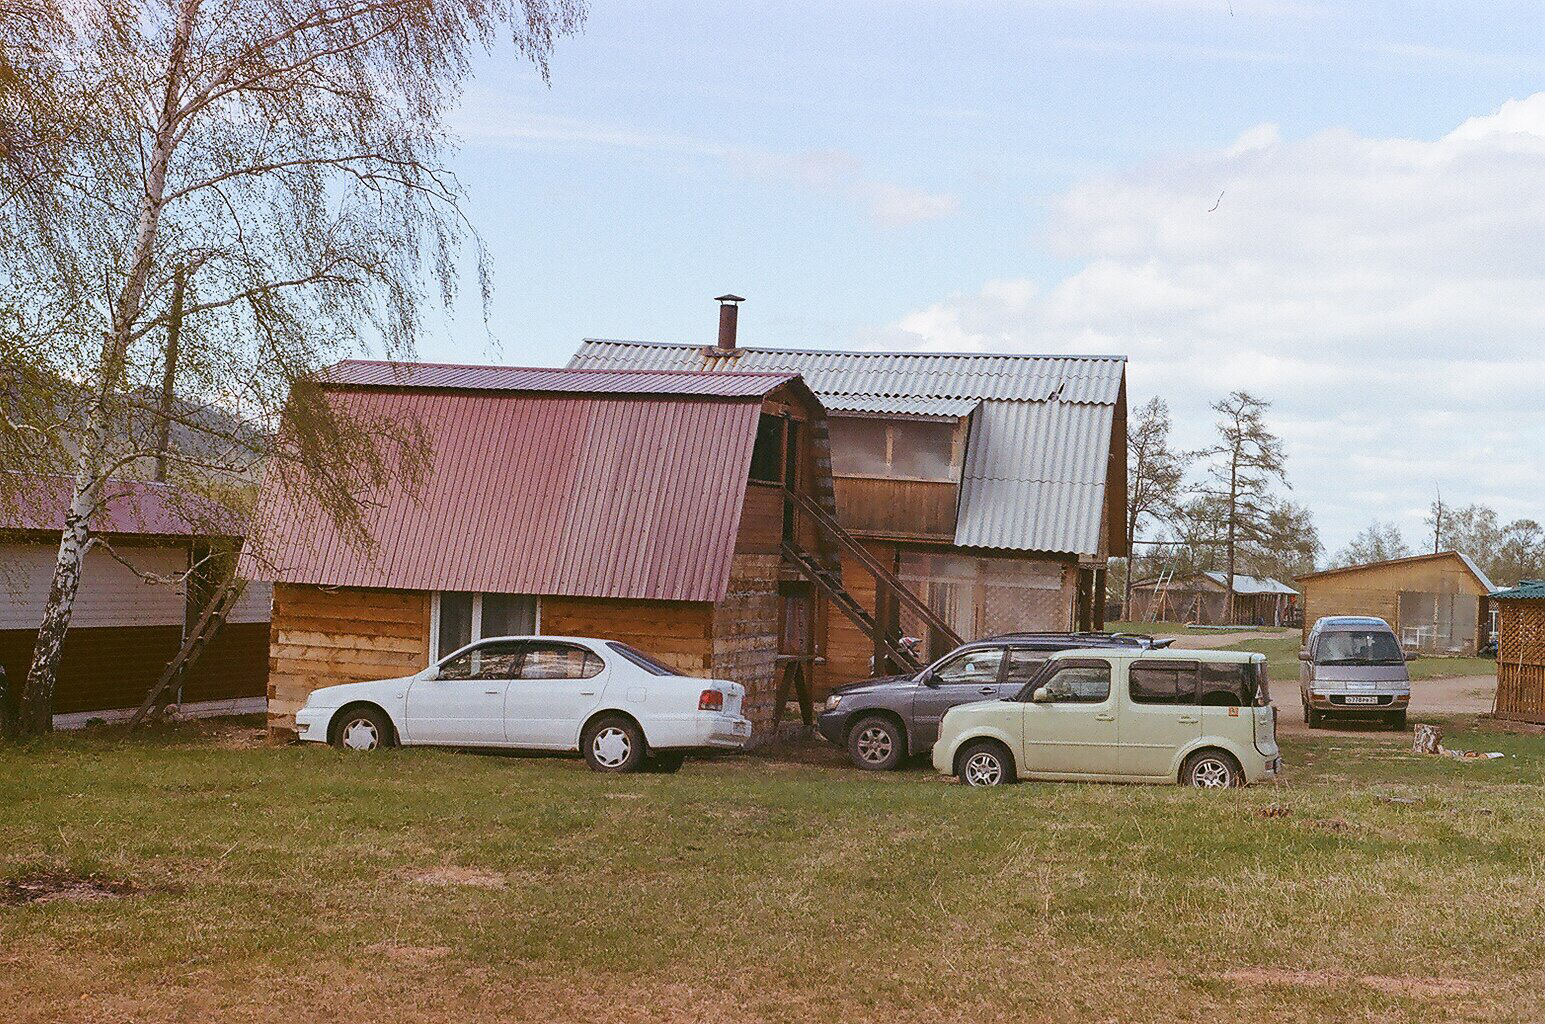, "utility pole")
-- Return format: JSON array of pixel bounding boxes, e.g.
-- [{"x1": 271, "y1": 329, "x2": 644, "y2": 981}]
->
[{"x1": 151, "y1": 266, "x2": 186, "y2": 483}]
